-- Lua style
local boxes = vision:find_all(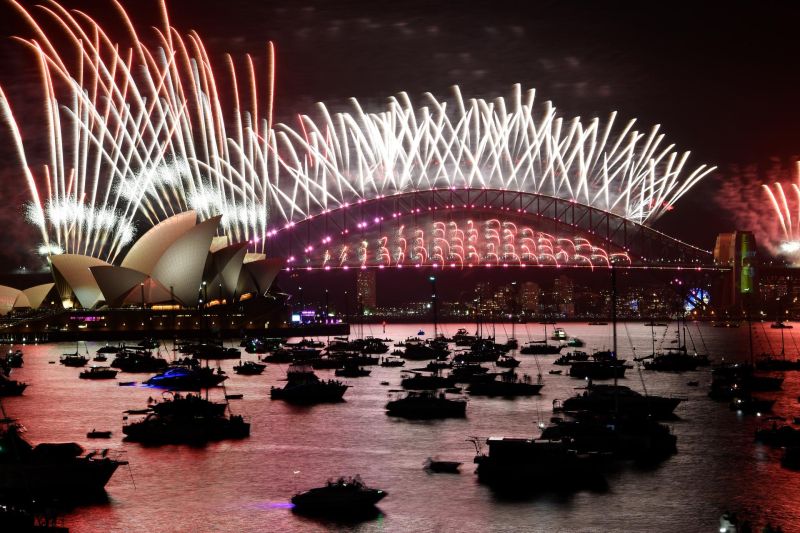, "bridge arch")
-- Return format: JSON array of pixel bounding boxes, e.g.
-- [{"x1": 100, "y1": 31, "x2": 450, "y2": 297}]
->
[{"x1": 263, "y1": 188, "x2": 712, "y2": 270}]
